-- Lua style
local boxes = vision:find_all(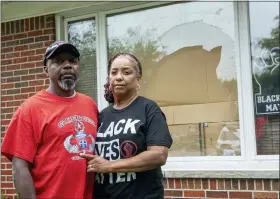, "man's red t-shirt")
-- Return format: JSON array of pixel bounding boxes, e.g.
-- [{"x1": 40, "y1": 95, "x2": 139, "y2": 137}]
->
[{"x1": 1, "y1": 90, "x2": 98, "y2": 199}]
